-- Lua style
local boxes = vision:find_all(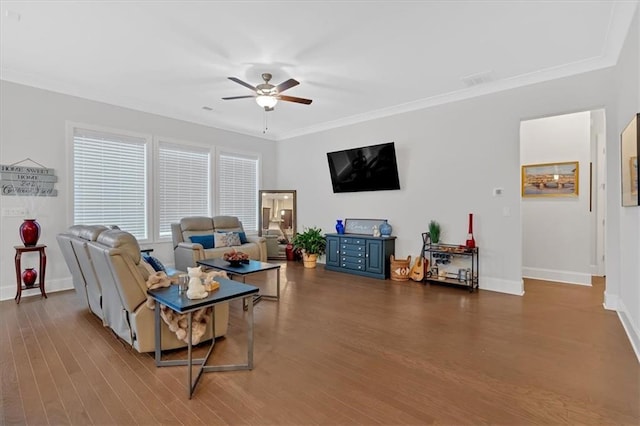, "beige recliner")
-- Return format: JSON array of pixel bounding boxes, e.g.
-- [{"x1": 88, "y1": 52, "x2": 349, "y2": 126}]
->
[
  {"x1": 56, "y1": 225, "x2": 109, "y2": 321},
  {"x1": 171, "y1": 216, "x2": 267, "y2": 272},
  {"x1": 59, "y1": 226, "x2": 229, "y2": 353},
  {"x1": 87, "y1": 229, "x2": 229, "y2": 353}
]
